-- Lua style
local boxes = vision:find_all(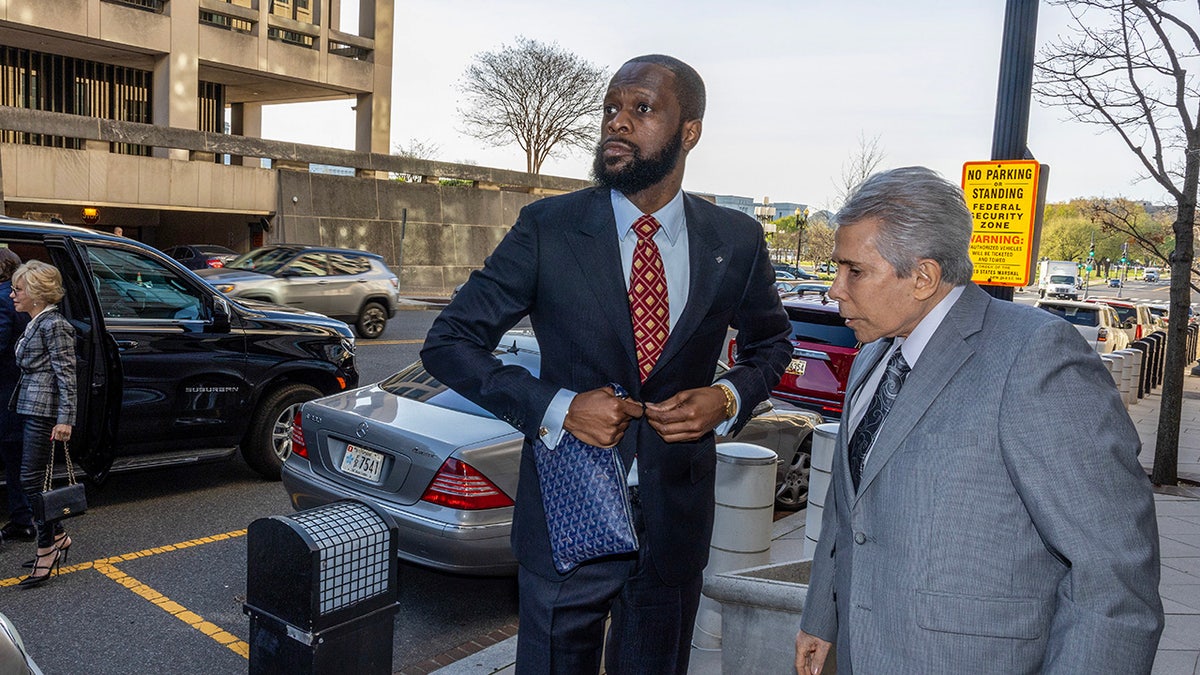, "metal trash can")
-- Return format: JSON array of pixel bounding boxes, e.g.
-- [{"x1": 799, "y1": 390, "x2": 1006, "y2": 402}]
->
[{"x1": 244, "y1": 500, "x2": 399, "y2": 674}]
